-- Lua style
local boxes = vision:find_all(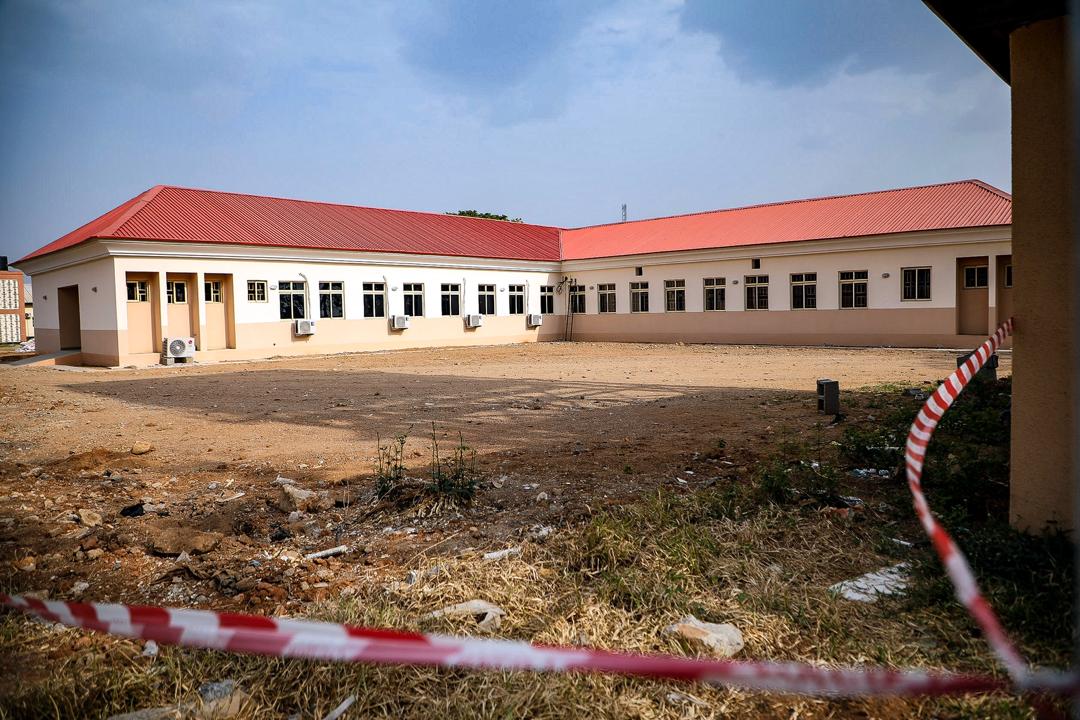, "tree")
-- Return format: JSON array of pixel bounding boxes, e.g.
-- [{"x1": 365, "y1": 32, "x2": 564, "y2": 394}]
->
[{"x1": 447, "y1": 210, "x2": 523, "y2": 223}]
